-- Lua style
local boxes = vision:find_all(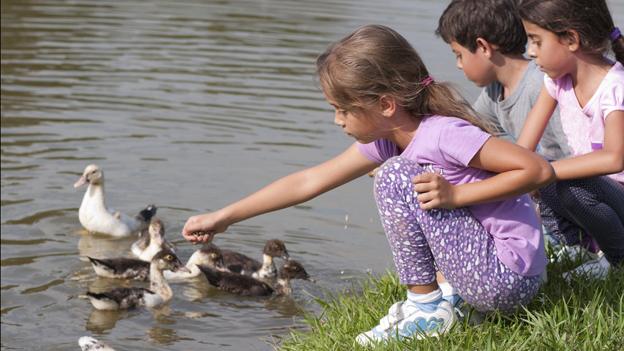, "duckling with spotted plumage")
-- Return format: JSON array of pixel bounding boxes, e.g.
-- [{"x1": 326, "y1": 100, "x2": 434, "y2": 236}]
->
[
  {"x1": 163, "y1": 243, "x2": 228, "y2": 282},
  {"x1": 197, "y1": 245, "x2": 310, "y2": 296},
  {"x1": 222, "y1": 239, "x2": 290, "y2": 281},
  {"x1": 74, "y1": 164, "x2": 157, "y2": 237},
  {"x1": 130, "y1": 218, "x2": 175, "y2": 262},
  {"x1": 86, "y1": 240, "x2": 184, "y2": 281},
  {"x1": 85, "y1": 248, "x2": 188, "y2": 310}
]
